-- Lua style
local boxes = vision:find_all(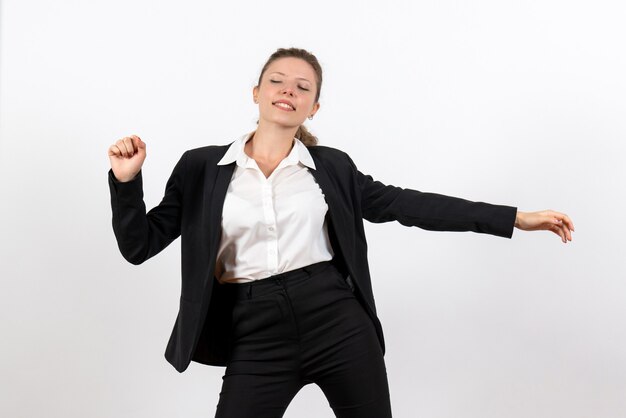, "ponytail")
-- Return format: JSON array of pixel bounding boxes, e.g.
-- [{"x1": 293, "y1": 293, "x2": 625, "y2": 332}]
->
[{"x1": 295, "y1": 124, "x2": 318, "y2": 147}]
